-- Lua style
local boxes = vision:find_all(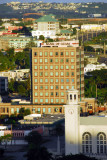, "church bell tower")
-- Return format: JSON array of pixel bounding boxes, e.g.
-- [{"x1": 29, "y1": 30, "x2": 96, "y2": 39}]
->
[{"x1": 64, "y1": 89, "x2": 80, "y2": 155}]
